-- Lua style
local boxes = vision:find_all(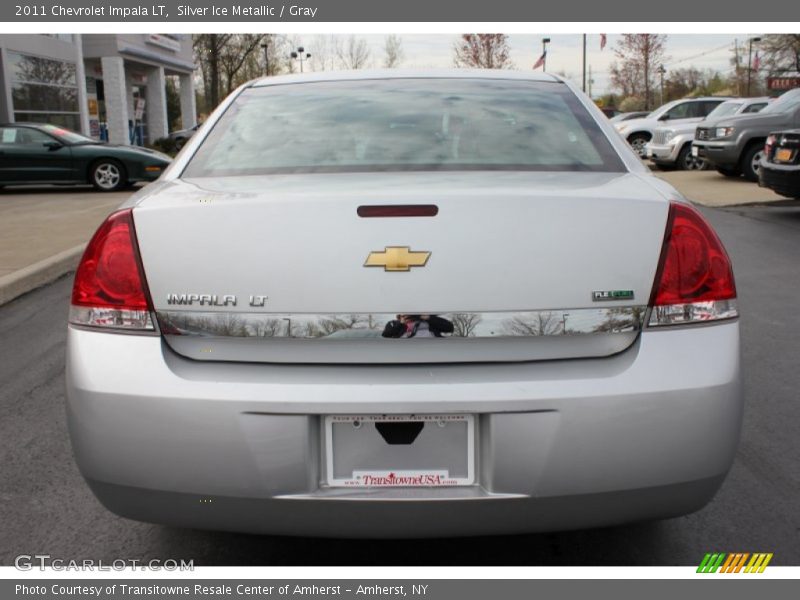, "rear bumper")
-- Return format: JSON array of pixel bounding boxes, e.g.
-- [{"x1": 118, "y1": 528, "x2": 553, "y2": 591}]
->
[
  {"x1": 758, "y1": 163, "x2": 800, "y2": 199},
  {"x1": 65, "y1": 322, "x2": 743, "y2": 537}
]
